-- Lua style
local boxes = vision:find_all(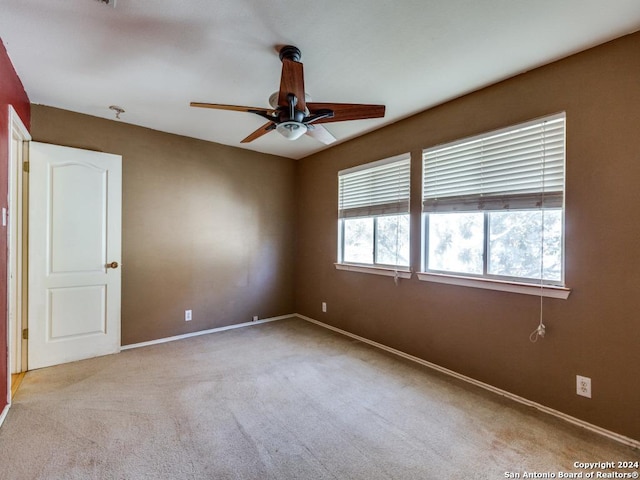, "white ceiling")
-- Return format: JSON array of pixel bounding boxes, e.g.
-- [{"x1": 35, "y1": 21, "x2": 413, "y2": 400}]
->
[{"x1": 2, "y1": 1, "x2": 640, "y2": 159}]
